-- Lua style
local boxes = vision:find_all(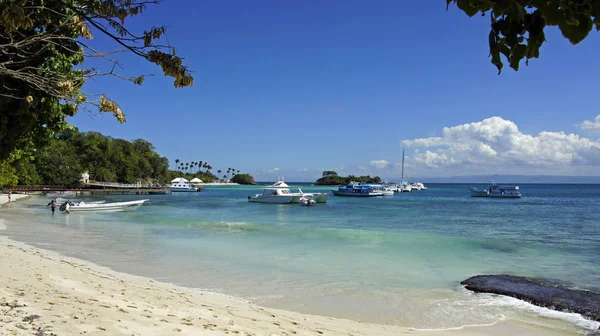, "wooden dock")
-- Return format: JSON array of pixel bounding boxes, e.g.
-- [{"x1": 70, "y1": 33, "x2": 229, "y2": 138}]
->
[{"x1": 10, "y1": 185, "x2": 171, "y2": 196}]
